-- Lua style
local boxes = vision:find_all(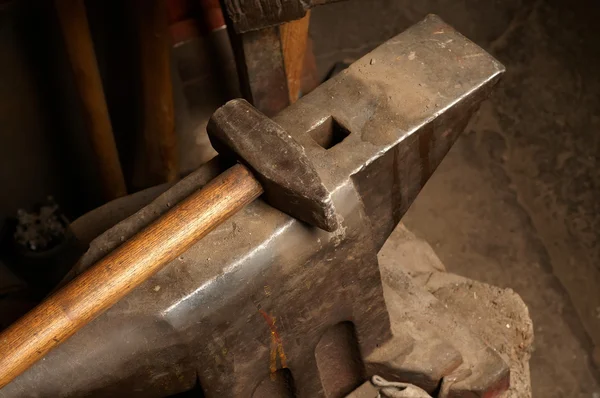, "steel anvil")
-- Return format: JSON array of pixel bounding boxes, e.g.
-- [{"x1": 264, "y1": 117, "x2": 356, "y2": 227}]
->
[{"x1": 0, "y1": 15, "x2": 506, "y2": 398}]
